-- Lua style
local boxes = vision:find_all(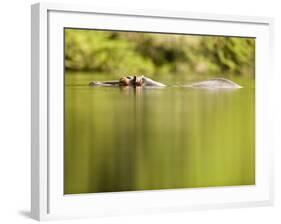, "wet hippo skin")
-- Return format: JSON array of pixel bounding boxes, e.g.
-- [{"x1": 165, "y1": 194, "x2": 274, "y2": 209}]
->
[
  {"x1": 185, "y1": 78, "x2": 242, "y2": 89},
  {"x1": 89, "y1": 76, "x2": 241, "y2": 89}
]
